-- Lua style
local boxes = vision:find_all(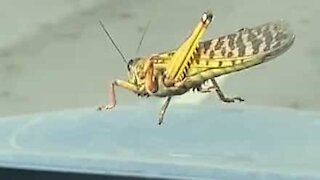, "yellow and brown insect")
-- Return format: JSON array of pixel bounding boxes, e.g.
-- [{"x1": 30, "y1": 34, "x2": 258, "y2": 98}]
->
[{"x1": 97, "y1": 11, "x2": 295, "y2": 125}]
